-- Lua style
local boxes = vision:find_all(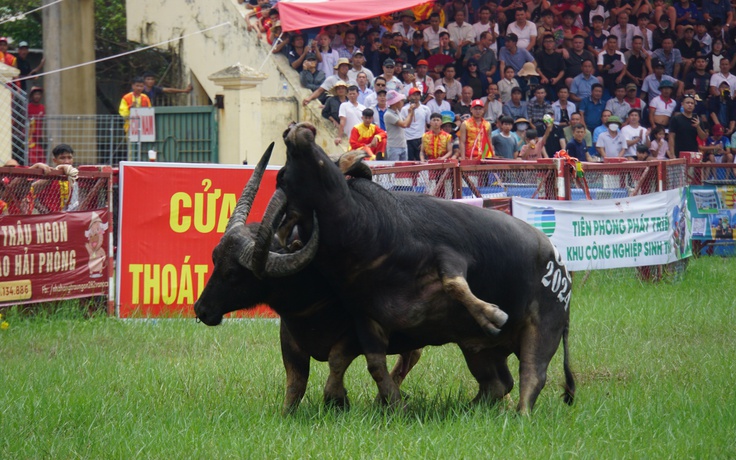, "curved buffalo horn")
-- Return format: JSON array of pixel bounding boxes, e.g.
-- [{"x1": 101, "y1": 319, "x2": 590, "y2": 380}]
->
[
  {"x1": 225, "y1": 142, "x2": 275, "y2": 233},
  {"x1": 261, "y1": 214, "x2": 319, "y2": 278},
  {"x1": 251, "y1": 188, "x2": 288, "y2": 277}
]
